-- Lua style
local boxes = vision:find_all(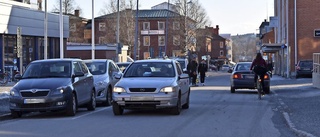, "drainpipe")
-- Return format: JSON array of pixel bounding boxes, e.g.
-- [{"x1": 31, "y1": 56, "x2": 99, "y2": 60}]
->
[
  {"x1": 294, "y1": 0, "x2": 297, "y2": 70},
  {"x1": 286, "y1": 0, "x2": 289, "y2": 78}
]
